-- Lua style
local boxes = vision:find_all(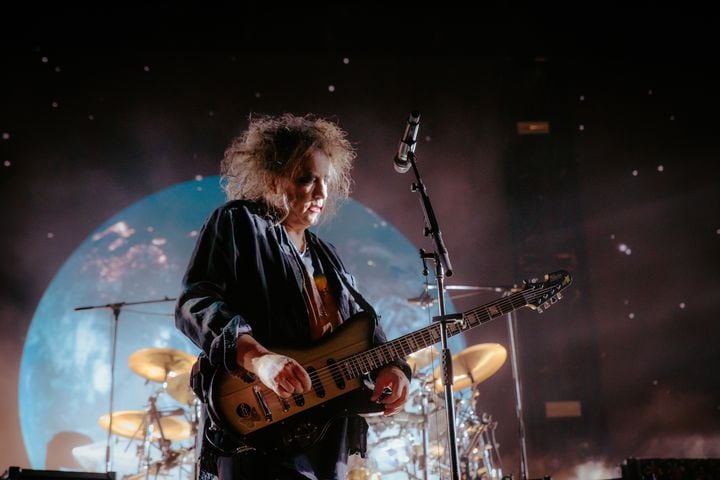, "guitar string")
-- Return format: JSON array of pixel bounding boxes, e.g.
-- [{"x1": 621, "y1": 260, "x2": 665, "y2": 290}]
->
[
  {"x1": 255, "y1": 285, "x2": 562, "y2": 395},
  {"x1": 295, "y1": 284, "x2": 561, "y2": 383},
  {"x1": 246, "y1": 283, "x2": 565, "y2": 406}
]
